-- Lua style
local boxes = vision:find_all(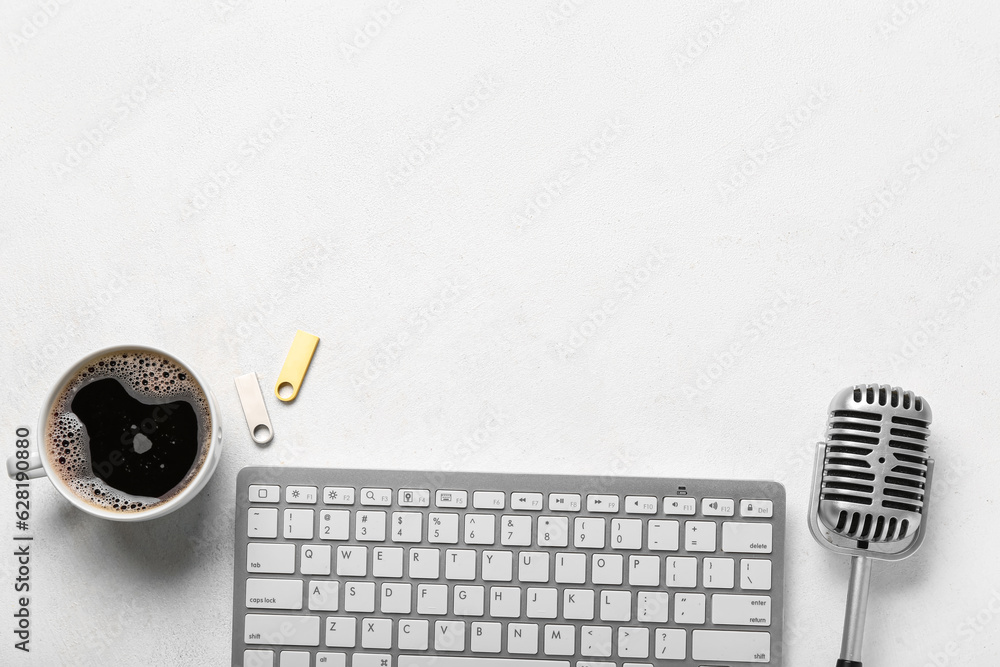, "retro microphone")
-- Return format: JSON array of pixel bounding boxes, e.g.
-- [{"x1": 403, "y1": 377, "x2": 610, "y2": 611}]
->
[{"x1": 808, "y1": 384, "x2": 935, "y2": 667}]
